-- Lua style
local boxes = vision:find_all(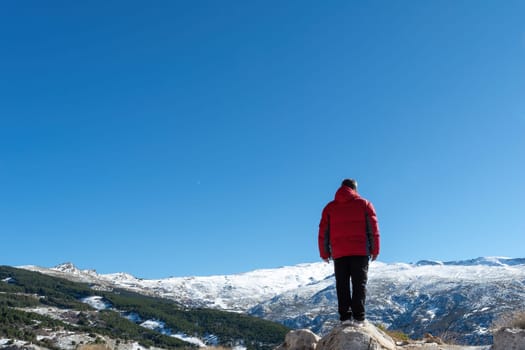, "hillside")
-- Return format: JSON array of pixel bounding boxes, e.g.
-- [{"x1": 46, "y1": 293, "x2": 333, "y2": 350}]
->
[
  {"x1": 20, "y1": 257, "x2": 525, "y2": 346},
  {"x1": 0, "y1": 266, "x2": 289, "y2": 350}
]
